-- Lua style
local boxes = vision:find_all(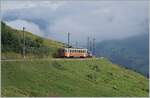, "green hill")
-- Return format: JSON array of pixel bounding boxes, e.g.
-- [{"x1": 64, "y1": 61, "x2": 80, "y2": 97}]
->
[
  {"x1": 1, "y1": 22, "x2": 64, "y2": 59},
  {"x1": 95, "y1": 33, "x2": 149, "y2": 77},
  {"x1": 1, "y1": 22, "x2": 149, "y2": 97},
  {"x1": 2, "y1": 58, "x2": 149, "y2": 97}
]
